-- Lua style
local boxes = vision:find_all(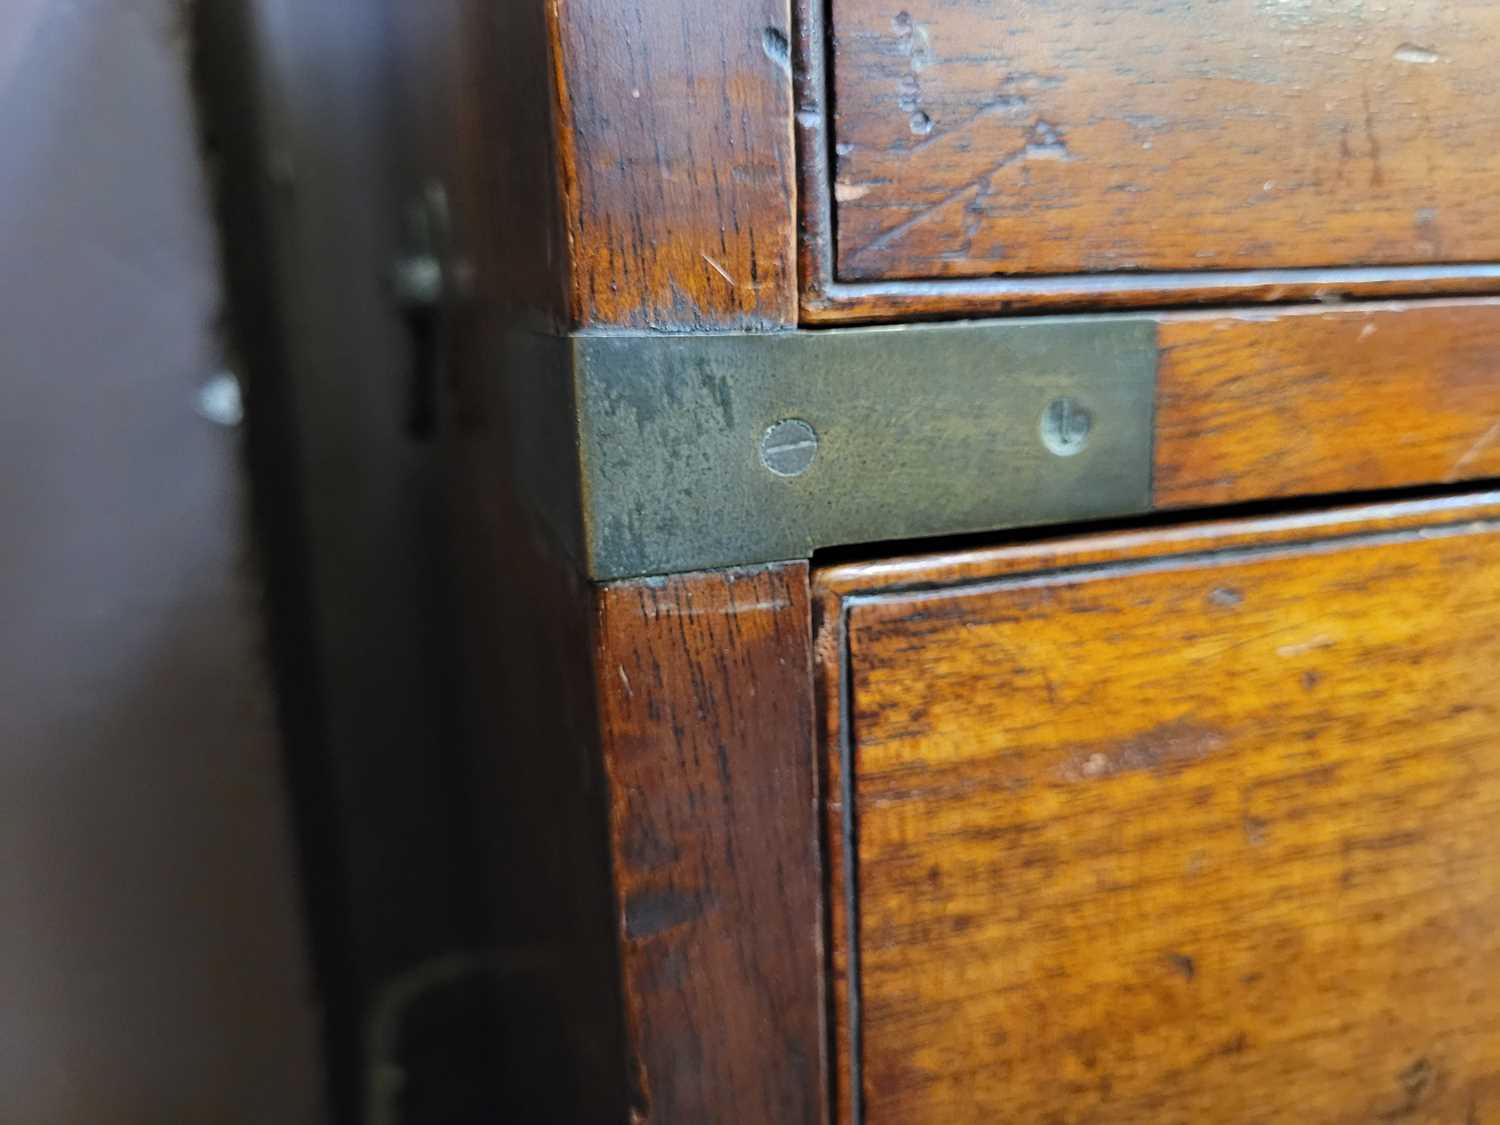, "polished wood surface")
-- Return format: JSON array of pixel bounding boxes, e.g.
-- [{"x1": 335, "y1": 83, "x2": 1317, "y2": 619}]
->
[
  {"x1": 829, "y1": 0, "x2": 1500, "y2": 281},
  {"x1": 597, "y1": 564, "x2": 826, "y2": 1125},
  {"x1": 796, "y1": 0, "x2": 1500, "y2": 322},
  {"x1": 550, "y1": 0, "x2": 797, "y2": 329},
  {"x1": 1154, "y1": 300, "x2": 1500, "y2": 509},
  {"x1": 819, "y1": 493, "x2": 1500, "y2": 1124}
]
